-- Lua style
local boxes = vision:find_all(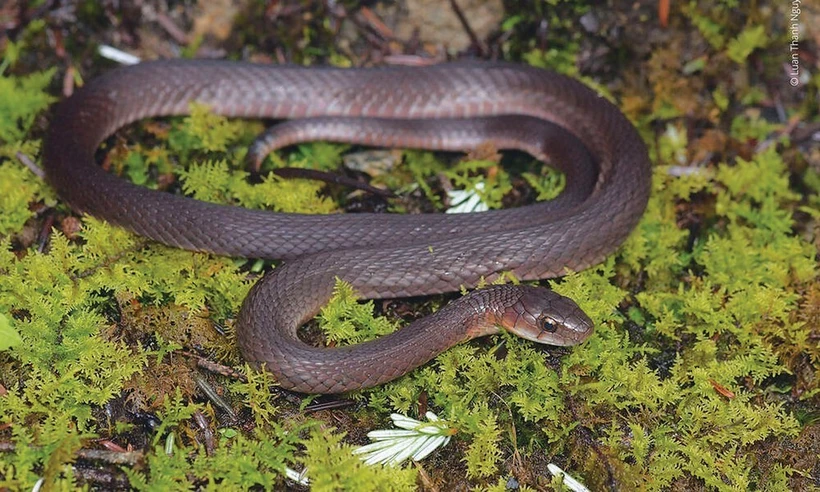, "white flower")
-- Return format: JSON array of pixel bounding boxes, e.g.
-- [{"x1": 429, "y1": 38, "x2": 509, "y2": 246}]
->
[
  {"x1": 353, "y1": 412, "x2": 456, "y2": 466},
  {"x1": 447, "y1": 183, "x2": 489, "y2": 213}
]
